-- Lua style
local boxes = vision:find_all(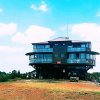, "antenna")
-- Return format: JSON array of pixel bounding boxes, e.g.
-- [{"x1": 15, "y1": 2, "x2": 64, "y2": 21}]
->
[{"x1": 67, "y1": 24, "x2": 69, "y2": 38}]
